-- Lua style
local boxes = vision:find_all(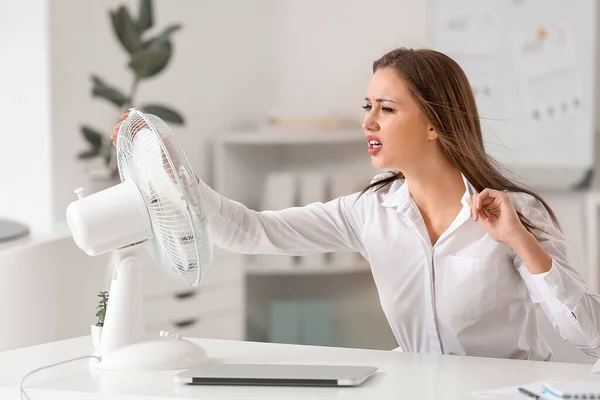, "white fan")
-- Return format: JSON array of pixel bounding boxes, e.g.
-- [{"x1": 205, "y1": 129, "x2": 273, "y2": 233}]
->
[{"x1": 66, "y1": 109, "x2": 213, "y2": 371}]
